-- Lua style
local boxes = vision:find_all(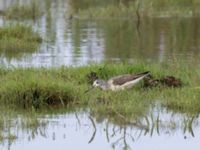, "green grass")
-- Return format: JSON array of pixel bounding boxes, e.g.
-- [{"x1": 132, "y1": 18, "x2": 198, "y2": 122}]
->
[
  {"x1": 71, "y1": 0, "x2": 200, "y2": 19},
  {"x1": 139, "y1": 0, "x2": 200, "y2": 17},
  {"x1": 2, "y1": 1, "x2": 43, "y2": 20},
  {"x1": 0, "y1": 61, "x2": 199, "y2": 120},
  {"x1": 74, "y1": 4, "x2": 137, "y2": 19},
  {"x1": 0, "y1": 25, "x2": 42, "y2": 57}
]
